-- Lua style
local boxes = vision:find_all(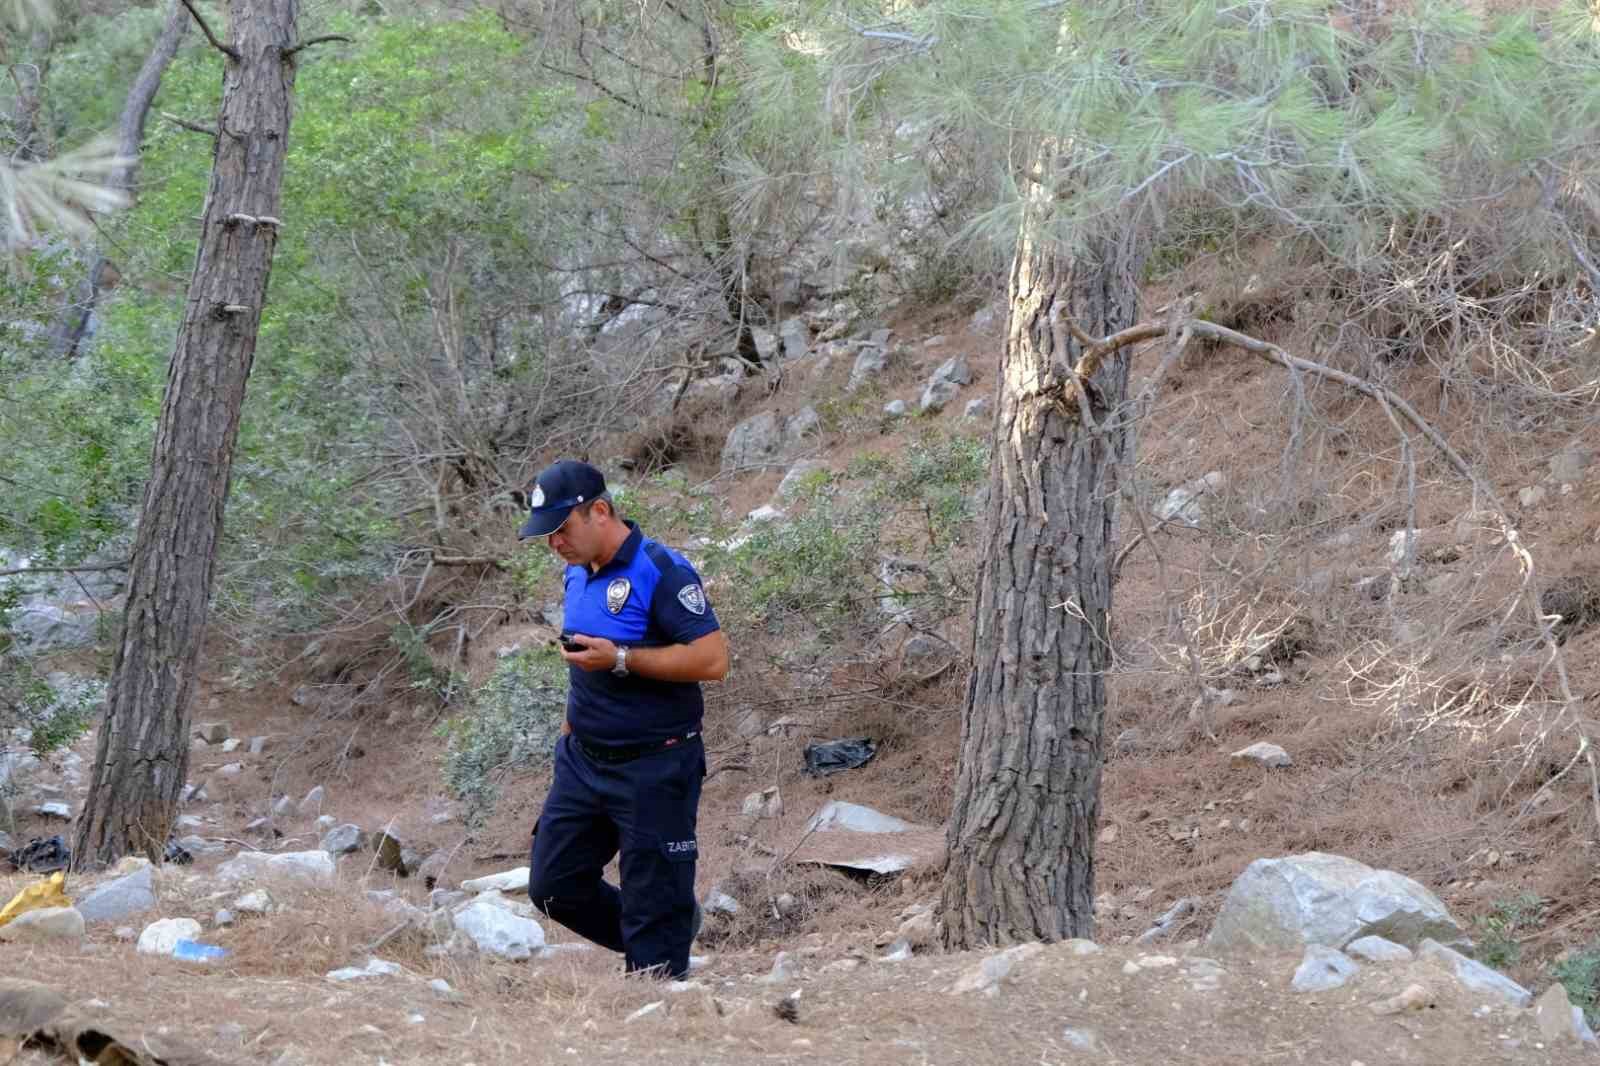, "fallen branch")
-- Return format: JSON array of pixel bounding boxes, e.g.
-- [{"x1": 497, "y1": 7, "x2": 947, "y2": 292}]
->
[
  {"x1": 0, "y1": 560, "x2": 128, "y2": 578},
  {"x1": 427, "y1": 553, "x2": 507, "y2": 570}
]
